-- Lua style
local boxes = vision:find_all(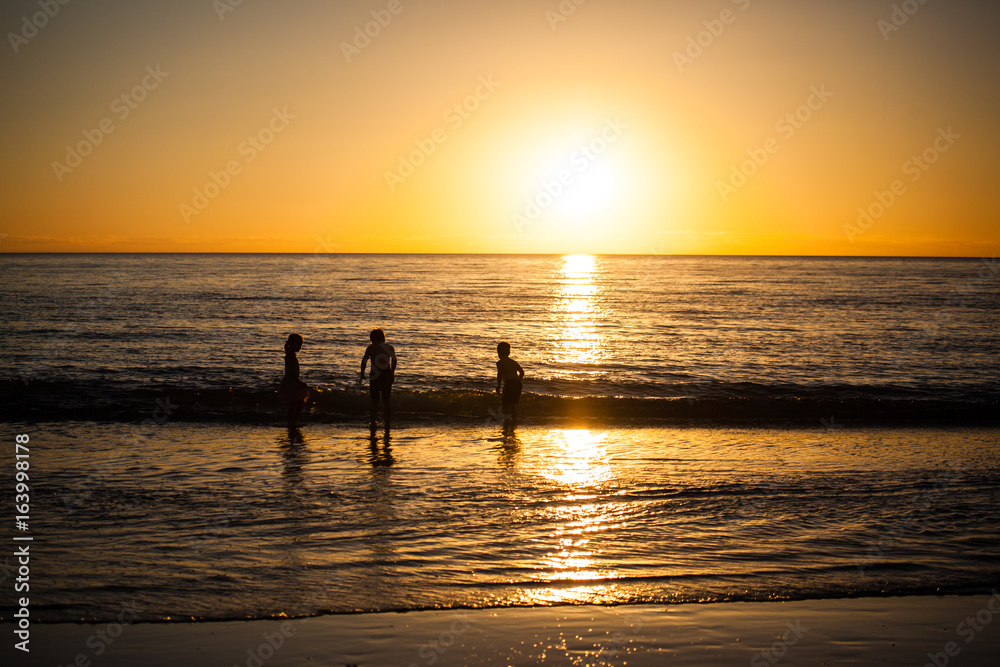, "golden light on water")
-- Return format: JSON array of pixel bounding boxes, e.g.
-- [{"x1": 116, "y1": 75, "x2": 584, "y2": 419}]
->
[
  {"x1": 539, "y1": 428, "x2": 613, "y2": 489},
  {"x1": 515, "y1": 584, "x2": 617, "y2": 607},
  {"x1": 554, "y1": 255, "x2": 605, "y2": 367},
  {"x1": 518, "y1": 429, "x2": 625, "y2": 605},
  {"x1": 561, "y1": 253, "x2": 598, "y2": 278},
  {"x1": 543, "y1": 532, "x2": 598, "y2": 579}
]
